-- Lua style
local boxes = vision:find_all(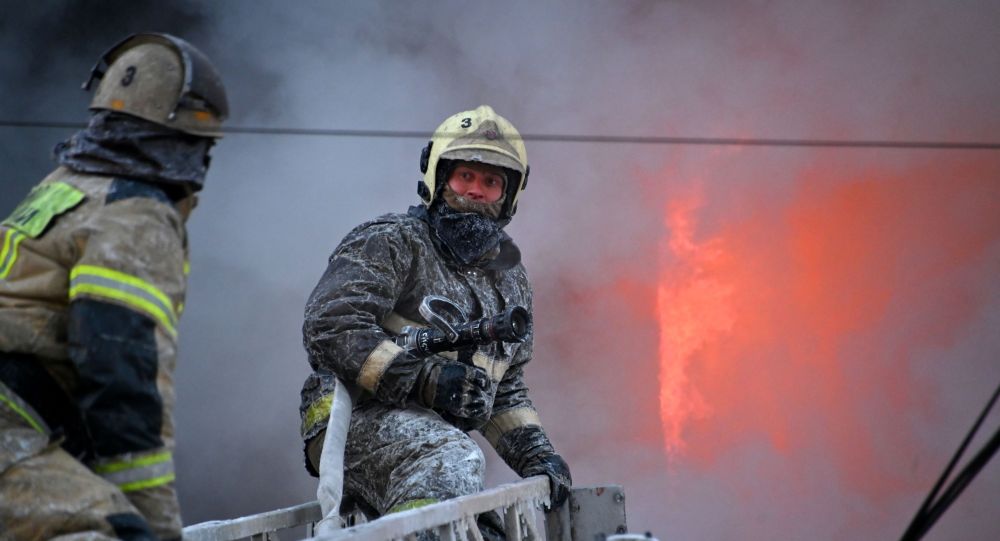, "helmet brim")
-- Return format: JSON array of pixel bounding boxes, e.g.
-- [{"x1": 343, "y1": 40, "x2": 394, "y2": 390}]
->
[{"x1": 439, "y1": 148, "x2": 525, "y2": 175}]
